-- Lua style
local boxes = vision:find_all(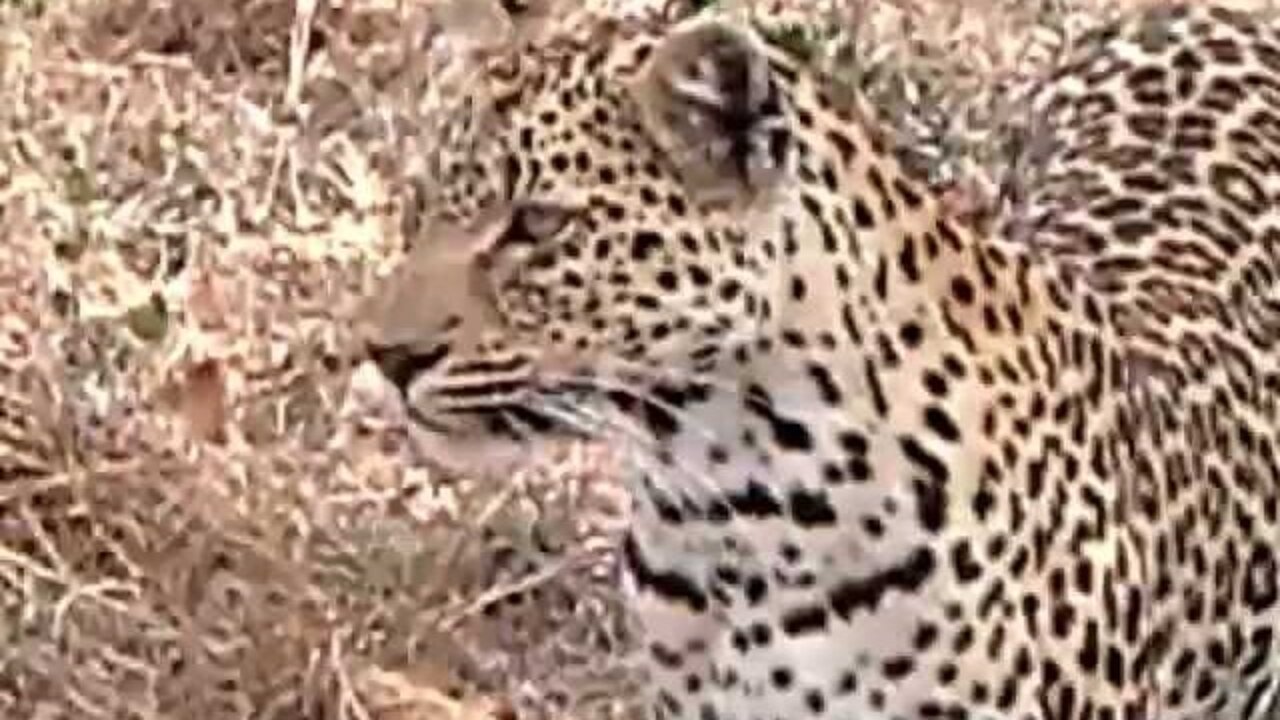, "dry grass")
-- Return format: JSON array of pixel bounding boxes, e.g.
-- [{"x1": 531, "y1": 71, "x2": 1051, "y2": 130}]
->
[{"x1": 2, "y1": 0, "x2": 1274, "y2": 718}]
